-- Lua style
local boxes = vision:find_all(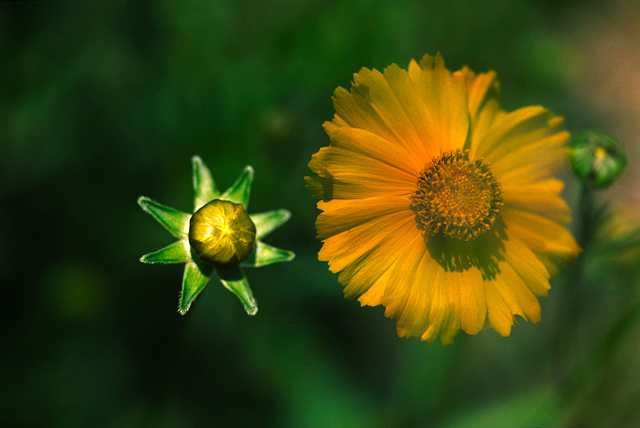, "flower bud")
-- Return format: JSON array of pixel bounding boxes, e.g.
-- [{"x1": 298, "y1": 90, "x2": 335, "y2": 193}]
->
[
  {"x1": 189, "y1": 199, "x2": 256, "y2": 266},
  {"x1": 569, "y1": 131, "x2": 627, "y2": 188}
]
